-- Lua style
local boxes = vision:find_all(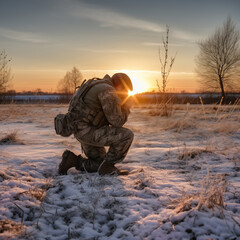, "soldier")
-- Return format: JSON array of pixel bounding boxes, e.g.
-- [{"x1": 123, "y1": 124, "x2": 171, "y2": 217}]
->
[{"x1": 58, "y1": 73, "x2": 134, "y2": 175}]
